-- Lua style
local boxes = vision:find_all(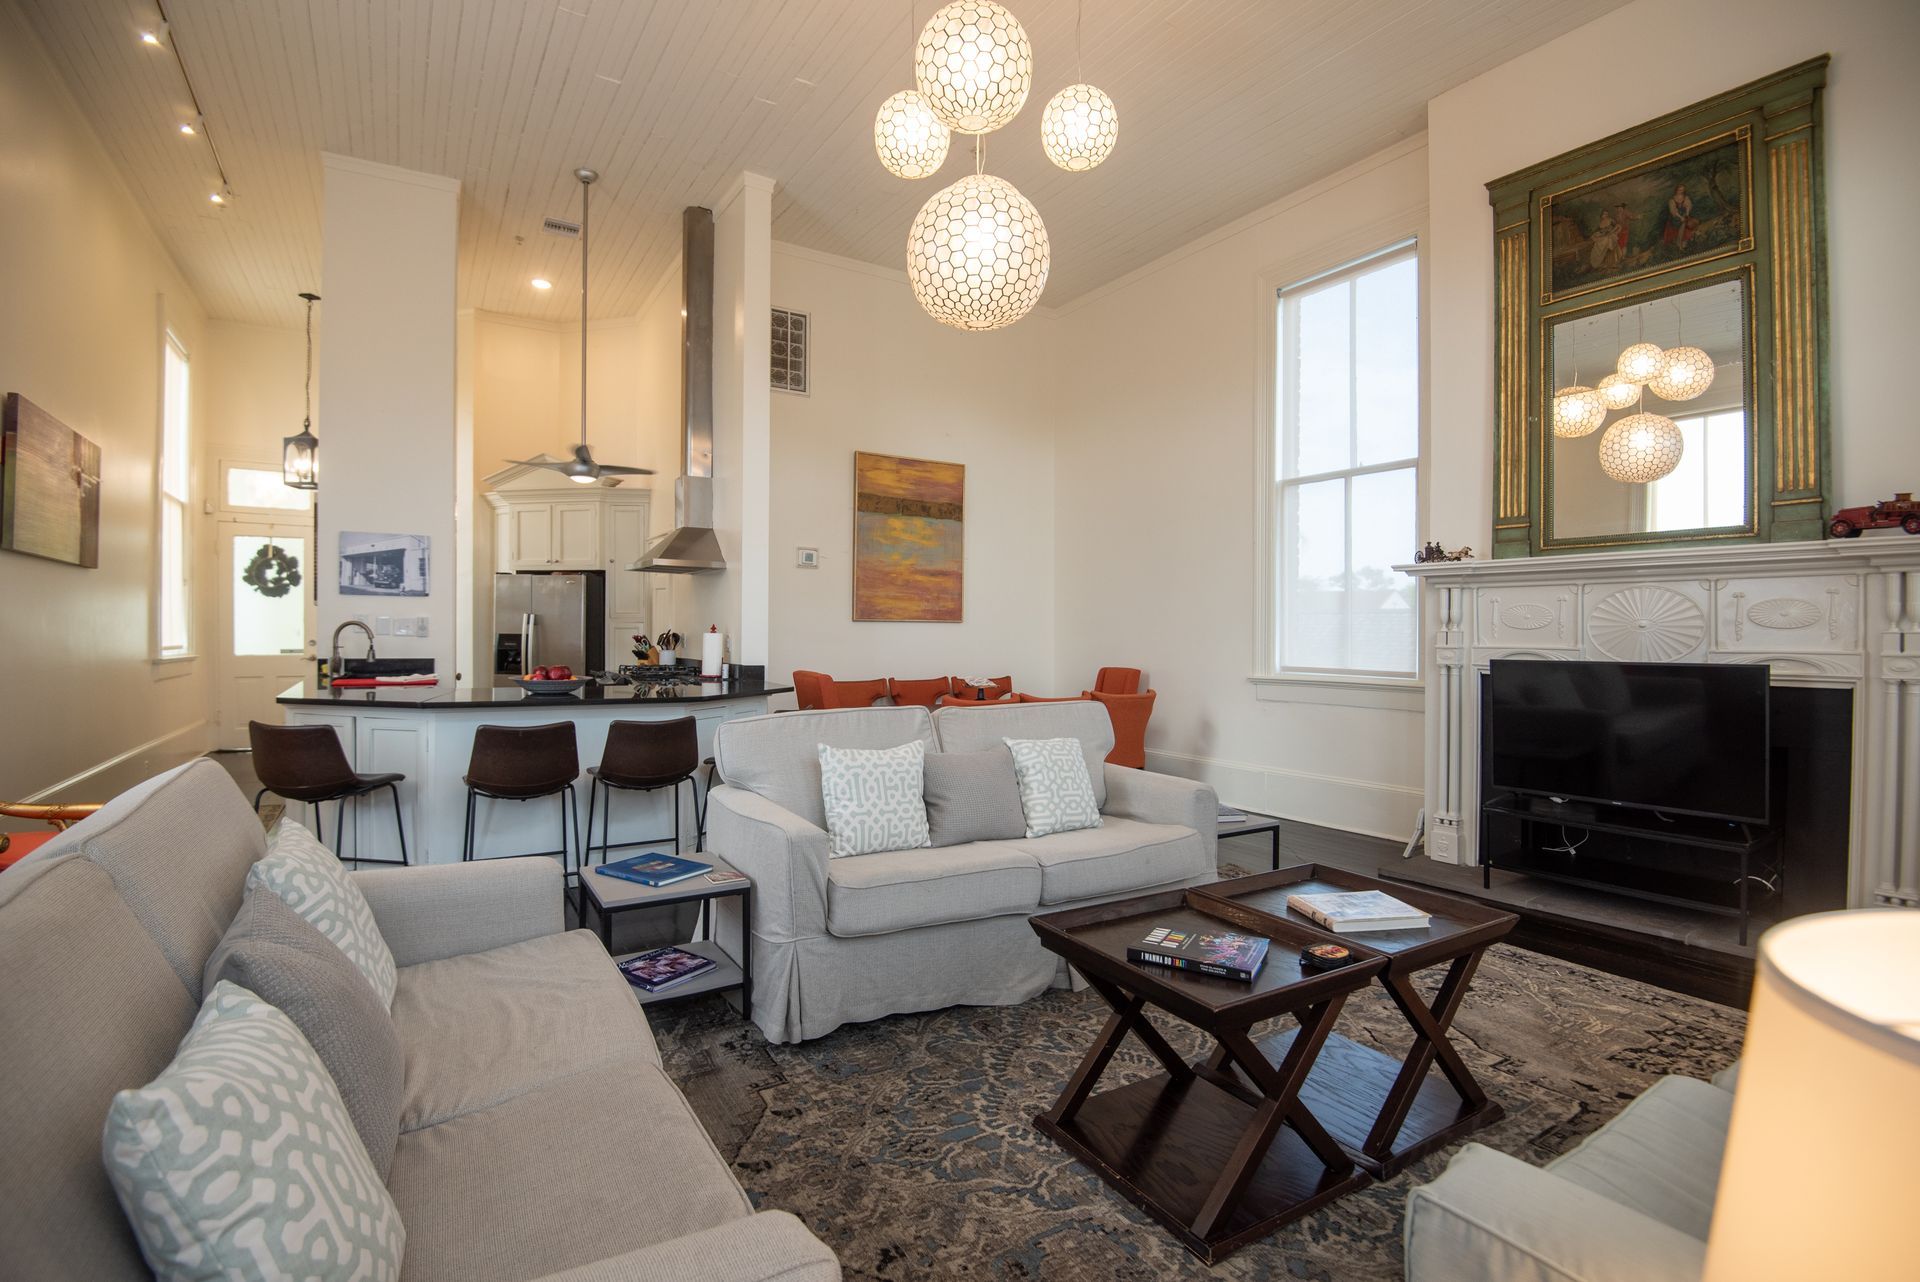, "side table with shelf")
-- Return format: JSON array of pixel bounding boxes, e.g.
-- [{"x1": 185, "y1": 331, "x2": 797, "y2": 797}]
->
[{"x1": 577, "y1": 856, "x2": 752, "y2": 1011}]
